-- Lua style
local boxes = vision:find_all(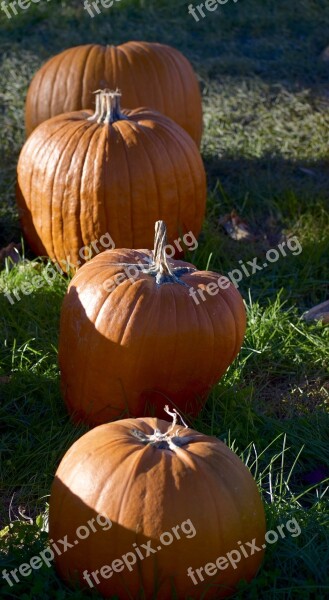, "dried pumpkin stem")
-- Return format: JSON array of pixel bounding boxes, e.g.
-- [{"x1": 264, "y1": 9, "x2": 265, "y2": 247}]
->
[
  {"x1": 106, "y1": 222, "x2": 195, "y2": 284},
  {"x1": 164, "y1": 404, "x2": 189, "y2": 430},
  {"x1": 153, "y1": 220, "x2": 175, "y2": 279},
  {"x1": 149, "y1": 221, "x2": 194, "y2": 285},
  {"x1": 131, "y1": 405, "x2": 193, "y2": 451},
  {"x1": 88, "y1": 89, "x2": 129, "y2": 124}
]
